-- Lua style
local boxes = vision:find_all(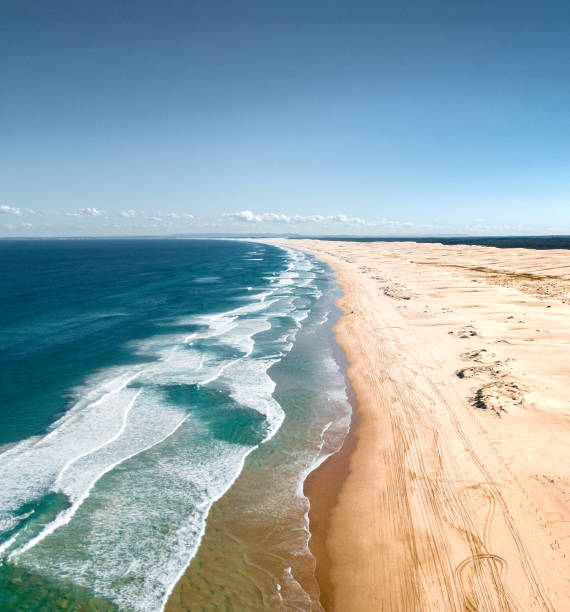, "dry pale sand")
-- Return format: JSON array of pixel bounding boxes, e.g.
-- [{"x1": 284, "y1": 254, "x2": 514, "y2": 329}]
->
[{"x1": 263, "y1": 239, "x2": 570, "y2": 612}]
